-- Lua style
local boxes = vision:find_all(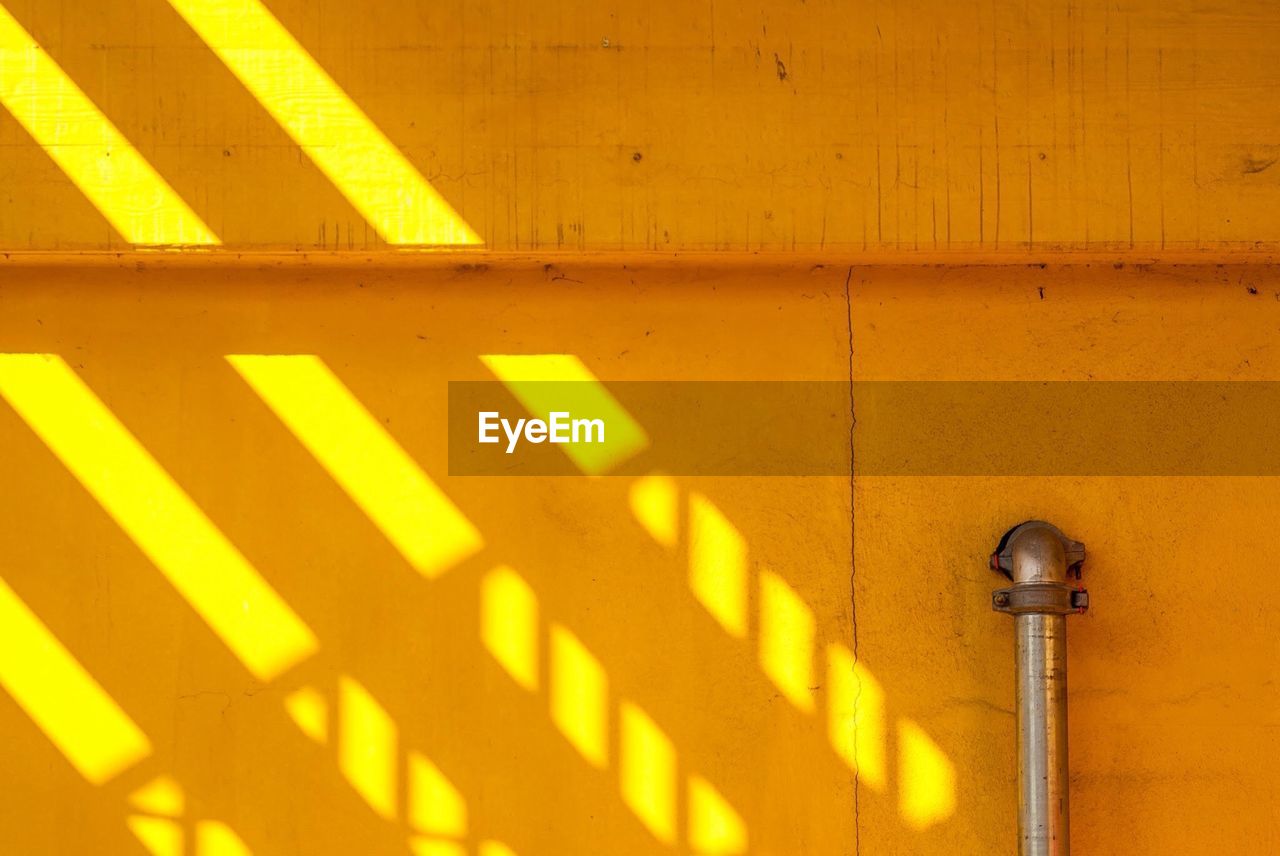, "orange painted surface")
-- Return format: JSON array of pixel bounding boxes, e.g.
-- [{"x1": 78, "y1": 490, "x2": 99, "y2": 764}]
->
[
  {"x1": 0, "y1": 0, "x2": 1279, "y2": 251},
  {"x1": 0, "y1": 0, "x2": 1278, "y2": 853},
  {"x1": 0, "y1": 257, "x2": 1276, "y2": 855},
  {"x1": 0, "y1": 258, "x2": 853, "y2": 856}
]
